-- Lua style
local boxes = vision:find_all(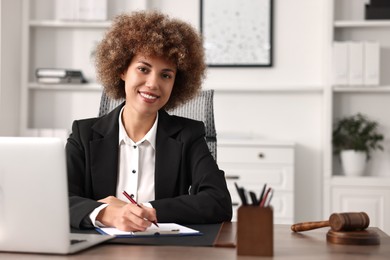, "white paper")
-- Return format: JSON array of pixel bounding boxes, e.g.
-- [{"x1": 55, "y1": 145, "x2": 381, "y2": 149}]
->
[{"x1": 98, "y1": 223, "x2": 200, "y2": 237}]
